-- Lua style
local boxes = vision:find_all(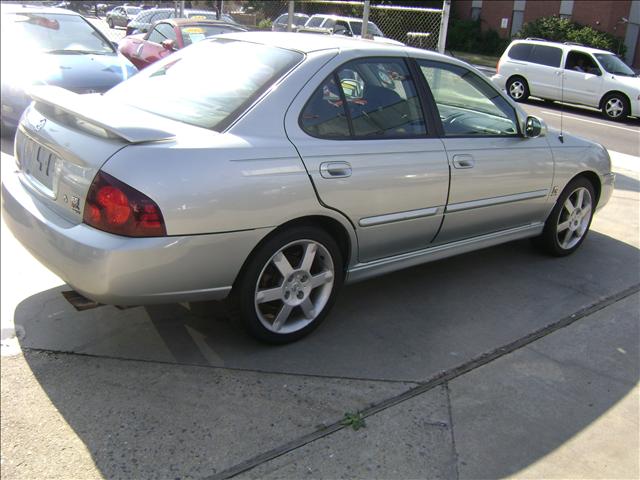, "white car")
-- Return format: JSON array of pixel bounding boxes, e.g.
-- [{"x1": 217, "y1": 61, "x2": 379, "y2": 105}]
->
[
  {"x1": 298, "y1": 14, "x2": 403, "y2": 46},
  {"x1": 491, "y1": 38, "x2": 640, "y2": 121}
]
